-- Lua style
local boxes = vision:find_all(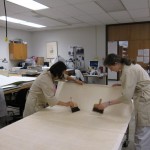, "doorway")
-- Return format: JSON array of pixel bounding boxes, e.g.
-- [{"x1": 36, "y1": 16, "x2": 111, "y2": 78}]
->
[{"x1": 107, "y1": 41, "x2": 128, "y2": 84}]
